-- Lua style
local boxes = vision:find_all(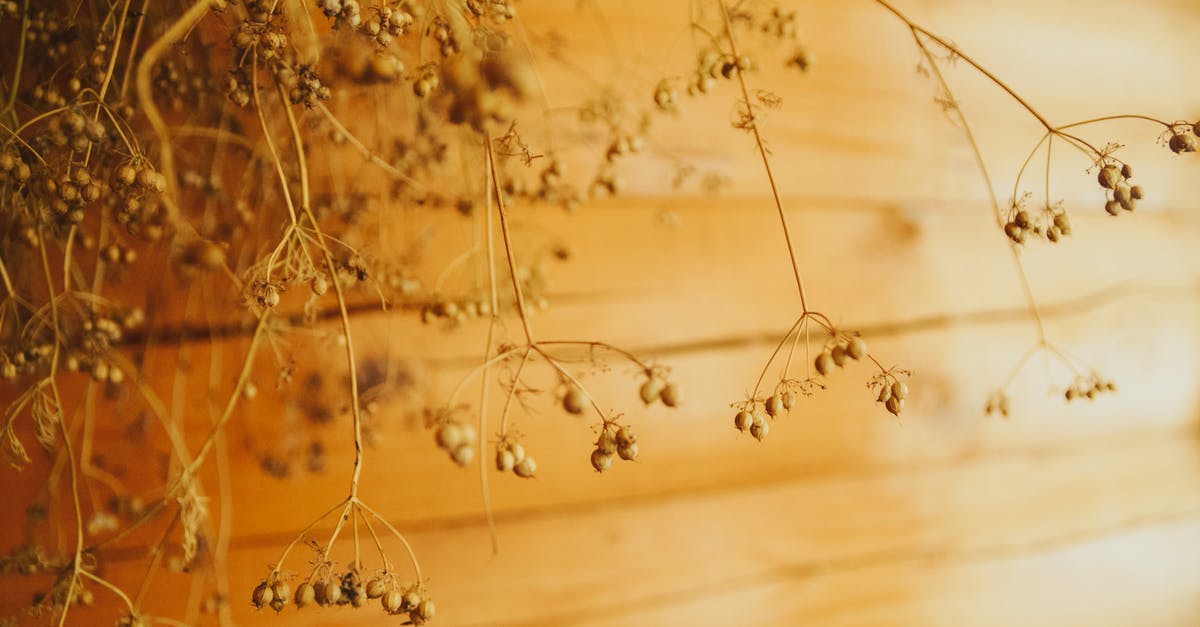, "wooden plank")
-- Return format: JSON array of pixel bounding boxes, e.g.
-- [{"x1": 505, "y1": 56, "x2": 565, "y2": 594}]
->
[{"x1": 66, "y1": 431, "x2": 1200, "y2": 625}]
